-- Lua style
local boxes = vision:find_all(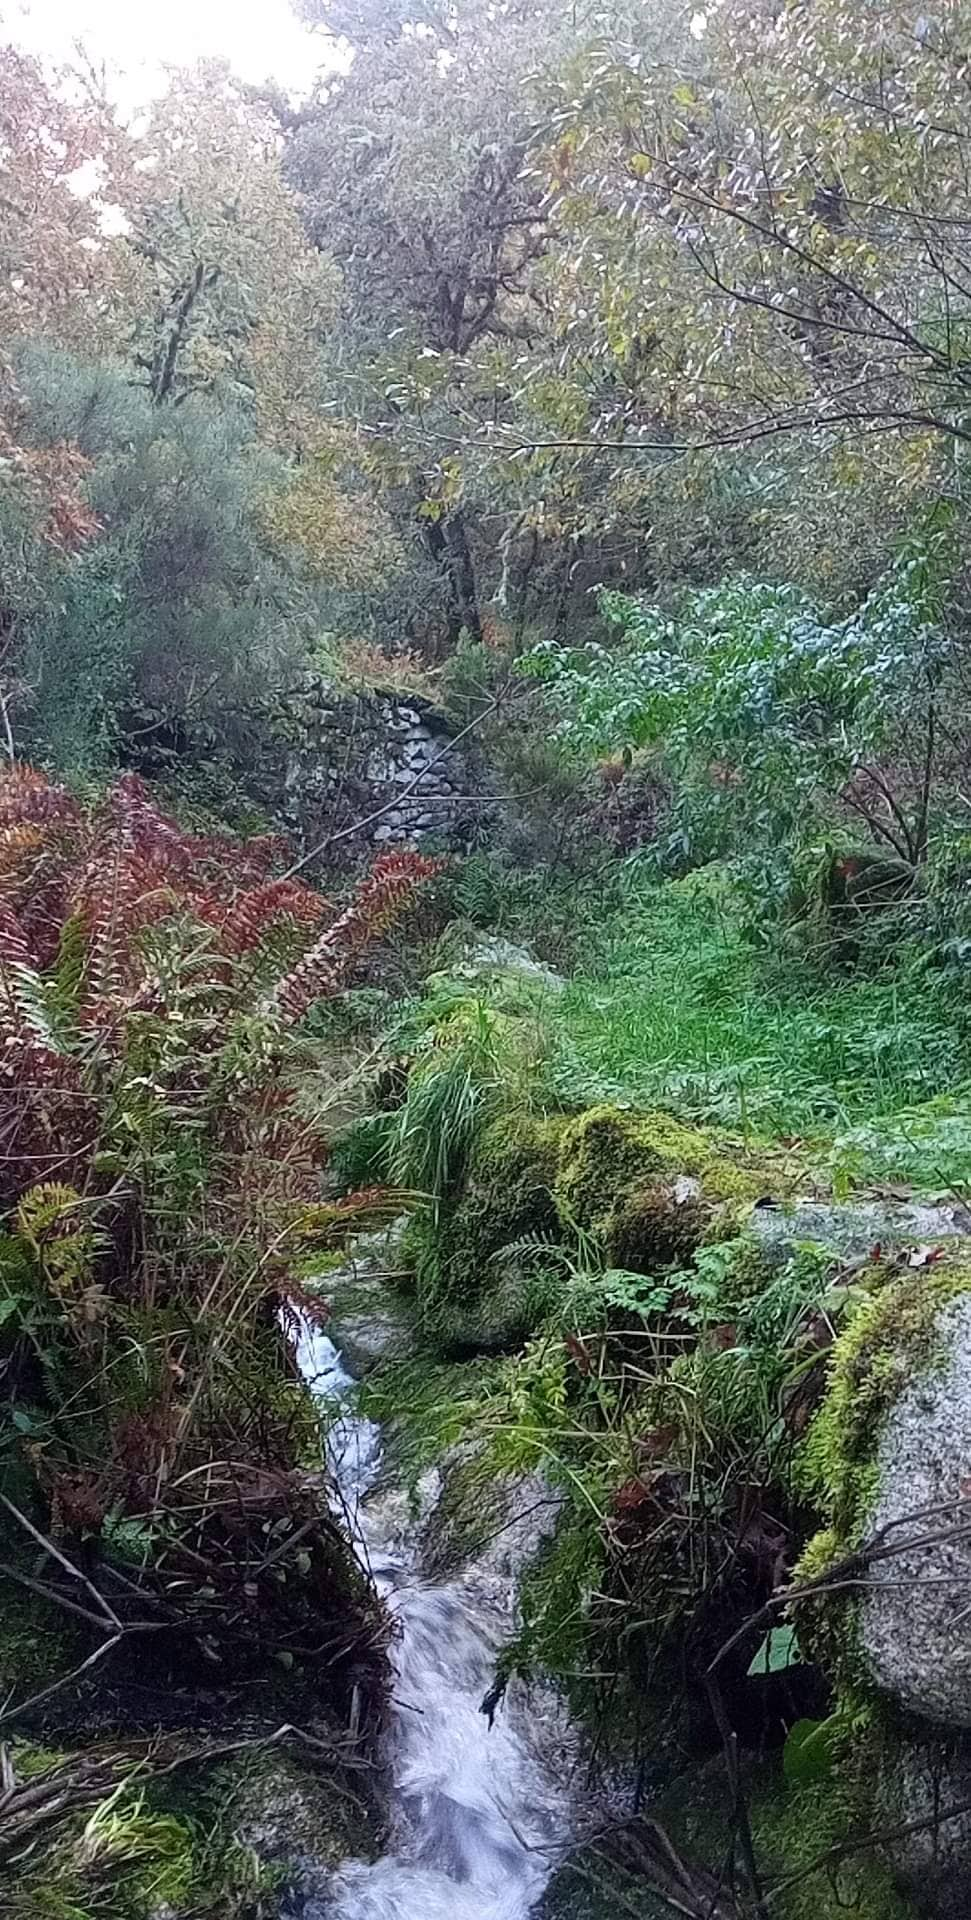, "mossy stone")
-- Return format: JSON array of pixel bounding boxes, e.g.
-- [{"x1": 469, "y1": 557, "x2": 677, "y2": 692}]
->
[
  {"x1": 799, "y1": 1249, "x2": 971, "y2": 1542},
  {"x1": 224, "y1": 1745, "x2": 380, "y2": 1868},
  {"x1": 420, "y1": 1112, "x2": 567, "y2": 1344},
  {"x1": 554, "y1": 1105, "x2": 767, "y2": 1270},
  {"x1": 793, "y1": 1246, "x2": 971, "y2": 1705}
]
